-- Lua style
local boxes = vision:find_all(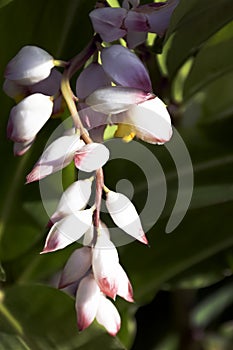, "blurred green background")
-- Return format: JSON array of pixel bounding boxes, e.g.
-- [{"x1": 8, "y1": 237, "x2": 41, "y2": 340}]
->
[{"x1": 0, "y1": 0, "x2": 233, "y2": 349}]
